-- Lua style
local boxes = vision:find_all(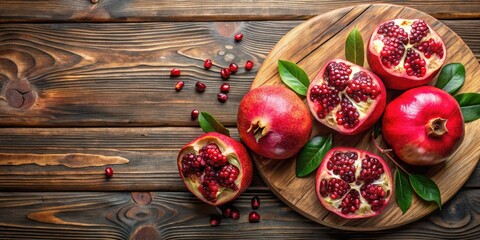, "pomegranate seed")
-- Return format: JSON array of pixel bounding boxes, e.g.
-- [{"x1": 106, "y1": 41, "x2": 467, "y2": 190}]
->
[
  {"x1": 251, "y1": 196, "x2": 260, "y2": 209},
  {"x1": 248, "y1": 211, "x2": 260, "y2": 222},
  {"x1": 195, "y1": 81, "x2": 206, "y2": 92},
  {"x1": 234, "y1": 33, "x2": 243, "y2": 42},
  {"x1": 231, "y1": 208, "x2": 240, "y2": 220},
  {"x1": 170, "y1": 68, "x2": 181, "y2": 77},
  {"x1": 204, "y1": 59, "x2": 213, "y2": 69},
  {"x1": 175, "y1": 81, "x2": 184, "y2": 92},
  {"x1": 220, "y1": 83, "x2": 230, "y2": 93},
  {"x1": 217, "y1": 93, "x2": 228, "y2": 103},
  {"x1": 105, "y1": 167, "x2": 113, "y2": 178},
  {"x1": 191, "y1": 109, "x2": 199, "y2": 120},
  {"x1": 222, "y1": 206, "x2": 233, "y2": 218},
  {"x1": 220, "y1": 68, "x2": 231, "y2": 80},
  {"x1": 210, "y1": 215, "x2": 221, "y2": 226},
  {"x1": 229, "y1": 63, "x2": 239, "y2": 73},
  {"x1": 245, "y1": 60, "x2": 254, "y2": 71}
]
